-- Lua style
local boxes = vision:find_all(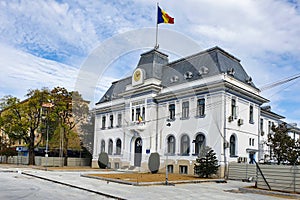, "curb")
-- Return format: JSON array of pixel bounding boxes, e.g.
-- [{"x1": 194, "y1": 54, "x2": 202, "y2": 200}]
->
[
  {"x1": 239, "y1": 187, "x2": 300, "y2": 199},
  {"x1": 21, "y1": 172, "x2": 126, "y2": 200},
  {"x1": 81, "y1": 174, "x2": 226, "y2": 186}
]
